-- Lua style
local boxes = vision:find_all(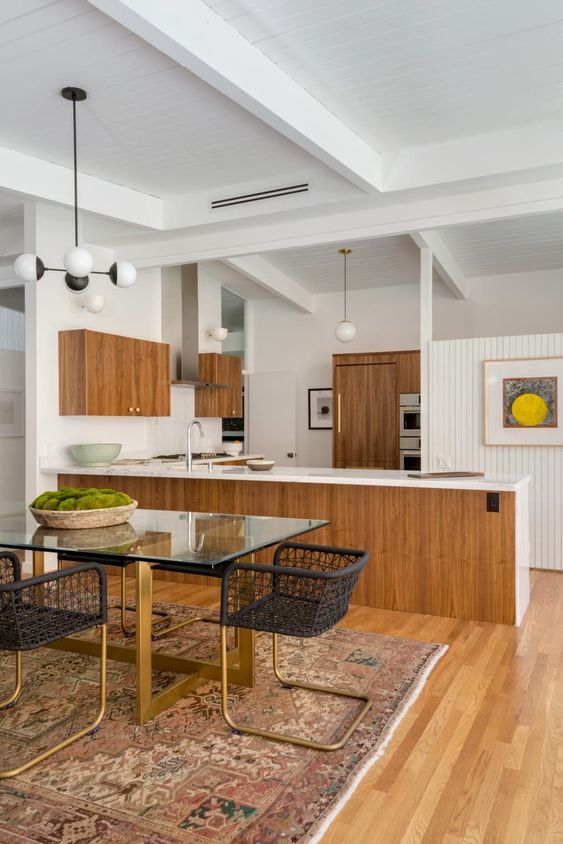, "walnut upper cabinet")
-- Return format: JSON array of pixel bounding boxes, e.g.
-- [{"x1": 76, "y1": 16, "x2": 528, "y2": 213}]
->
[
  {"x1": 195, "y1": 353, "x2": 242, "y2": 418},
  {"x1": 59, "y1": 329, "x2": 170, "y2": 417},
  {"x1": 333, "y1": 350, "x2": 420, "y2": 469}
]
